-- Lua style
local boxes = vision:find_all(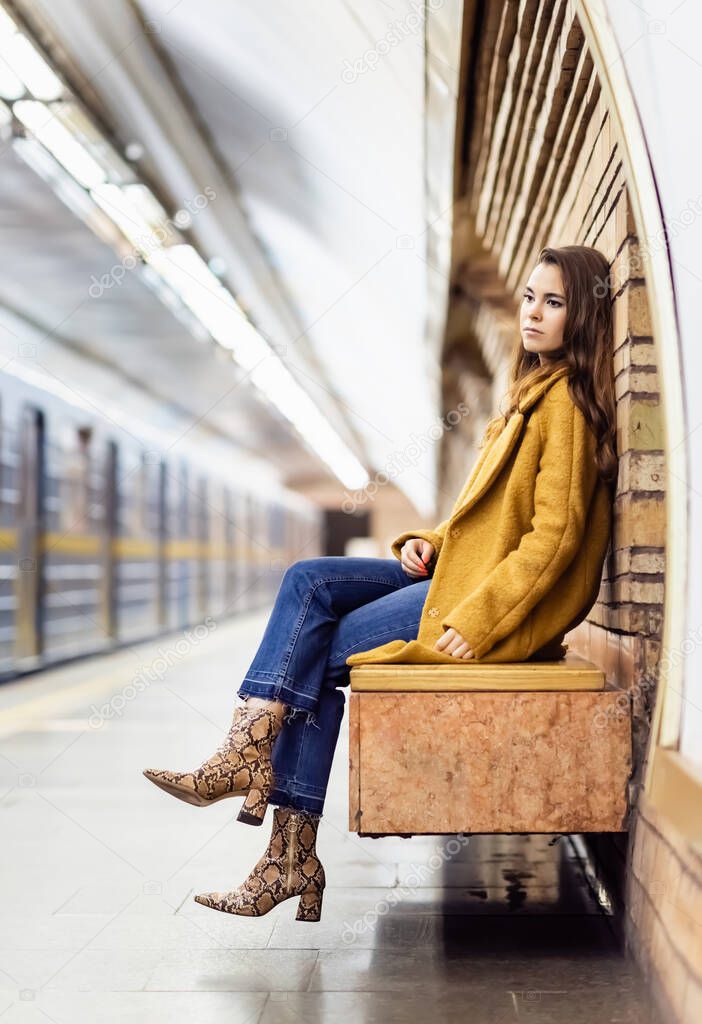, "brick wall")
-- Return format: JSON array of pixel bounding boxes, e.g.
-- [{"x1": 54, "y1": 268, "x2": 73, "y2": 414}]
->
[{"x1": 442, "y1": 1, "x2": 699, "y2": 1019}]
